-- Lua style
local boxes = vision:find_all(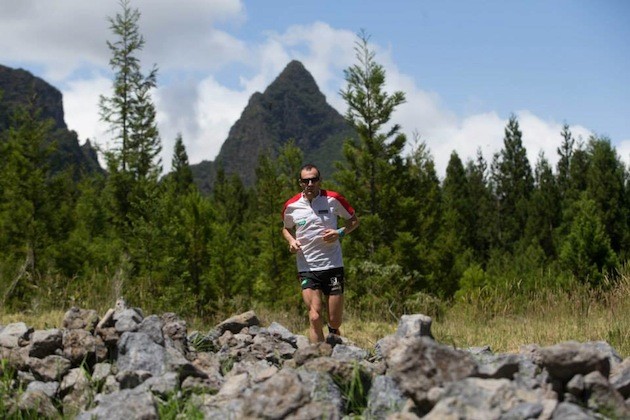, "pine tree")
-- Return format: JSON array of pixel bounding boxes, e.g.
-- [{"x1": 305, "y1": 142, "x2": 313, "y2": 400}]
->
[
  {"x1": 491, "y1": 115, "x2": 534, "y2": 250},
  {"x1": 336, "y1": 30, "x2": 407, "y2": 259},
  {"x1": 525, "y1": 152, "x2": 561, "y2": 258},
  {"x1": 99, "y1": 0, "x2": 162, "y2": 238},
  {"x1": 560, "y1": 194, "x2": 618, "y2": 286},
  {"x1": 584, "y1": 136, "x2": 628, "y2": 255},
  {"x1": 170, "y1": 133, "x2": 194, "y2": 195},
  {"x1": 556, "y1": 123, "x2": 574, "y2": 200},
  {"x1": 465, "y1": 150, "x2": 493, "y2": 262}
]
